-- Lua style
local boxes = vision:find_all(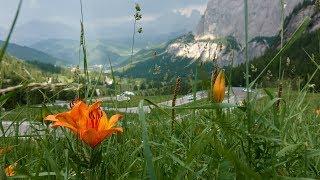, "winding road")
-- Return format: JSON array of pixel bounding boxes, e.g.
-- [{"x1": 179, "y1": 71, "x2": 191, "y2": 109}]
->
[
  {"x1": 106, "y1": 87, "x2": 260, "y2": 113},
  {"x1": 0, "y1": 87, "x2": 261, "y2": 137}
]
